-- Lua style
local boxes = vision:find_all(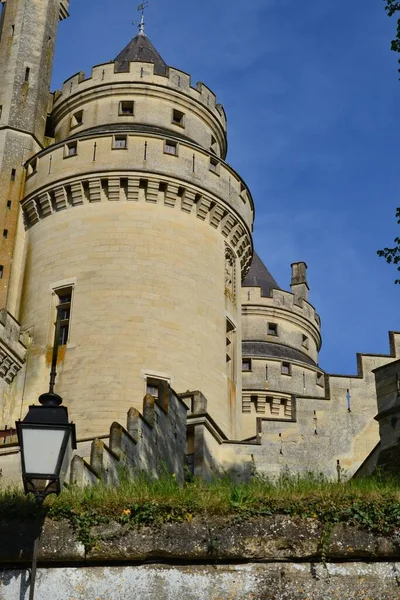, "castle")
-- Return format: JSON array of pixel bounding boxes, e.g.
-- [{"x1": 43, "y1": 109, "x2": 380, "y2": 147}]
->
[{"x1": 0, "y1": 0, "x2": 399, "y2": 484}]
